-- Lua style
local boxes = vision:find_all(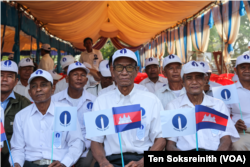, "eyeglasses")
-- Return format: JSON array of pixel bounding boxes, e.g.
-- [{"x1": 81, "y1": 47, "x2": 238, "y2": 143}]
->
[{"x1": 113, "y1": 64, "x2": 136, "y2": 72}]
